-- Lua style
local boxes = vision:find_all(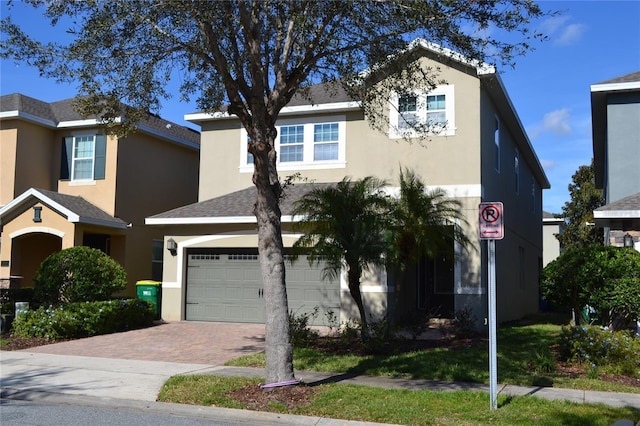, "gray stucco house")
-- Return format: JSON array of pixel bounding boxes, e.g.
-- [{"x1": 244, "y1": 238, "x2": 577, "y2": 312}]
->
[{"x1": 591, "y1": 71, "x2": 640, "y2": 248}]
